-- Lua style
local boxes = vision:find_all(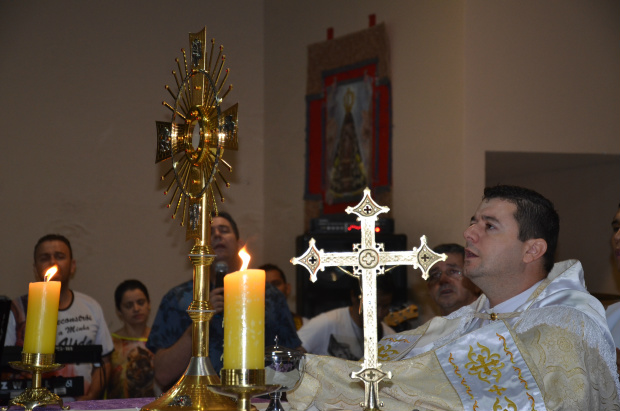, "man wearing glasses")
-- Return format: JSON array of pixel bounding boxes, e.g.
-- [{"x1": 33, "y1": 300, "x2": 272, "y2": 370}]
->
[{"x1": 426, "y1": 243, "x2": 480, "y2": 316}]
